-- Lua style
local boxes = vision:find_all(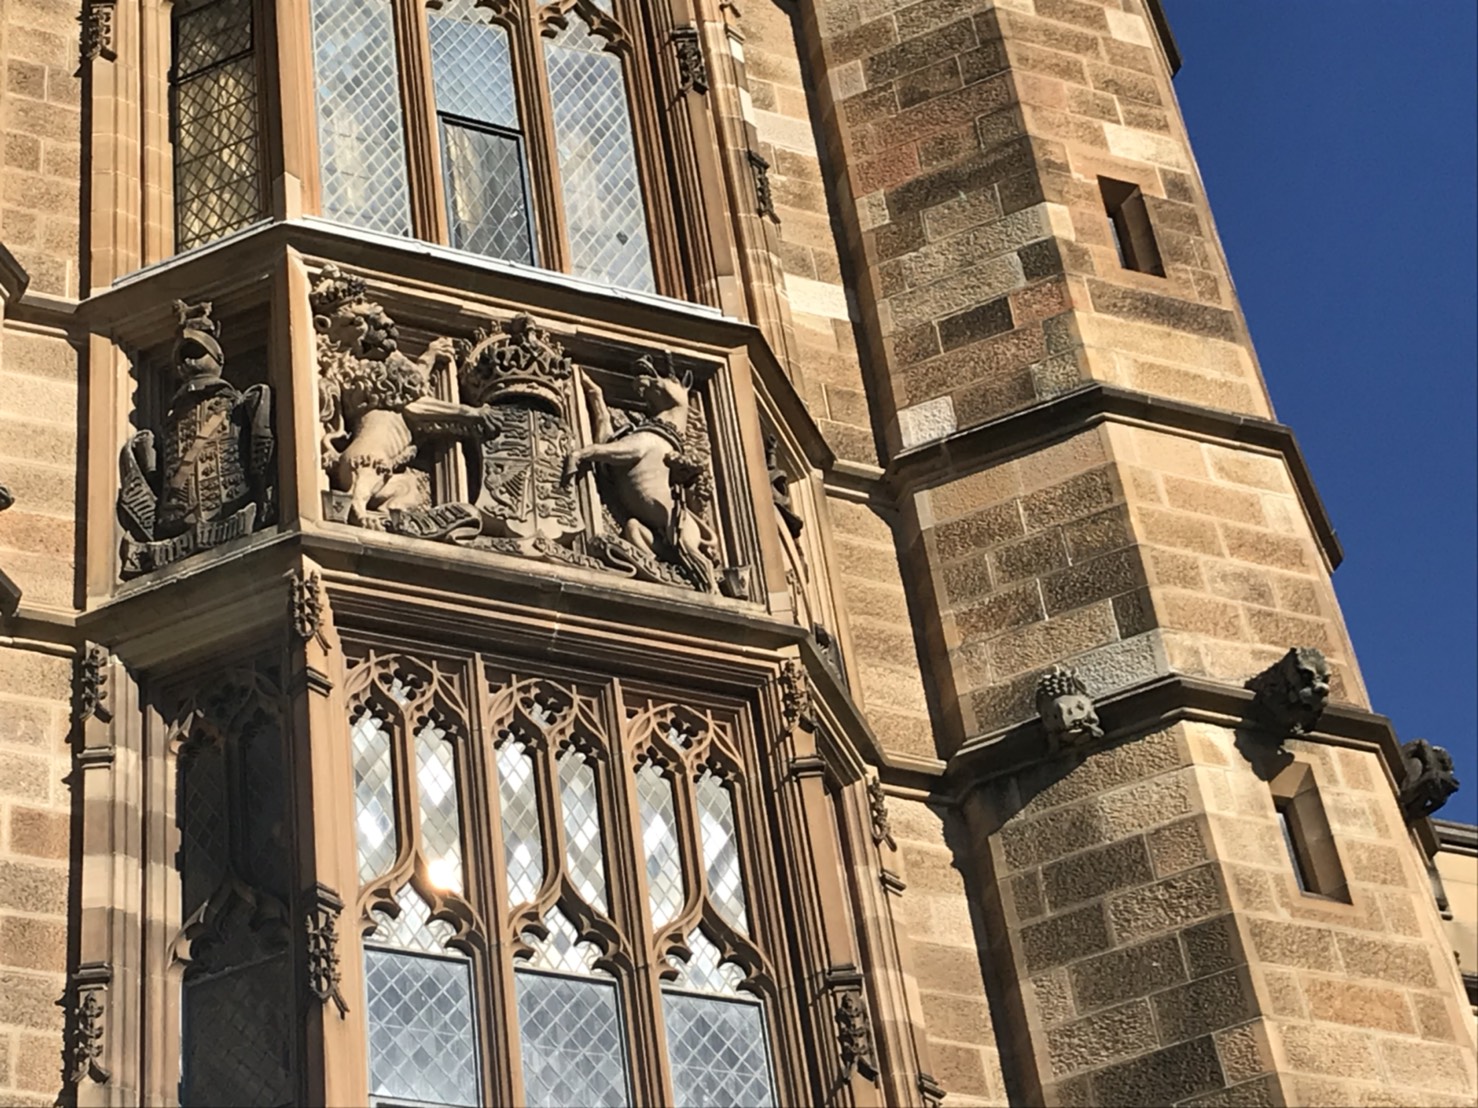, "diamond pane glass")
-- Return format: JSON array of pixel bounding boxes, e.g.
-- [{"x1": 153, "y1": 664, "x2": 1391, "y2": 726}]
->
[
  {"x1": 635, "y1": 763, "x2": 684, "y2": 928},
  {"x1": 173, "y1": 0, "x2": 264, "y2": 252},
  {"x1": 182, "y1": 954, "x2": 296, "y2": 1107},
  {"x1": 558, "y1": 749, "x2": 608, "y2": 912},
  {"x1": 180, "y1": 739, "x2": 228, "y2": 916},
  {"x1": 428, "y1": 5, "x2": 518, "y2": 128},
  {"x1": 662, "y1": 992, "x2": 776, "y2": 1108},
  {"x1": 521, "y1": 907, "x2": 603, "y2": 976},
  {"x1": 371, "y1": 884, "x2": 457, "y2": 954},
  {"x1": 543, "y1": 16, "x2": 655, "y2": 291},
  {"x1": 695, "y1": 772, "x2": 748, "y2": 933},
  {"x1": 667, "y1": 928, "x2": 744, "y2": 997},
  {"x1": 311, "y1": 0, "x2": 411, "y2": 234},
  {"x1": 496, "y1": 737, "x2": 544, "y2": 906},
  {"x1": 175, "y1": 0, "x2": 253, "y2": 77},
  {"x1": 441, "y1": 123, "x2": 536, "y2": 263},
  {"x1": 353, "y1": 711, "x2": 397, "y2": 884},
  {"x1": 365, "y1": 950, "x2": 479, "y2": 1107},
  {"x1": 516, "y1": 971, "x2": 630, "y2": 1108},
  {"x1": 417, "y1": 721, "x2": 464, "y2": 893}
]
